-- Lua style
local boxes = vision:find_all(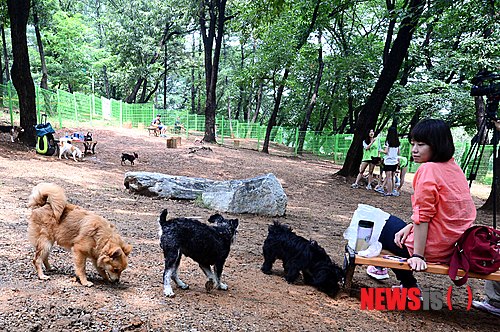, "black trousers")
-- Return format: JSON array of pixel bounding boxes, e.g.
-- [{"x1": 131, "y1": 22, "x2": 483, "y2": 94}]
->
[{"x1": 379, "y1": 215, "x2": 418, "y2": 287}]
